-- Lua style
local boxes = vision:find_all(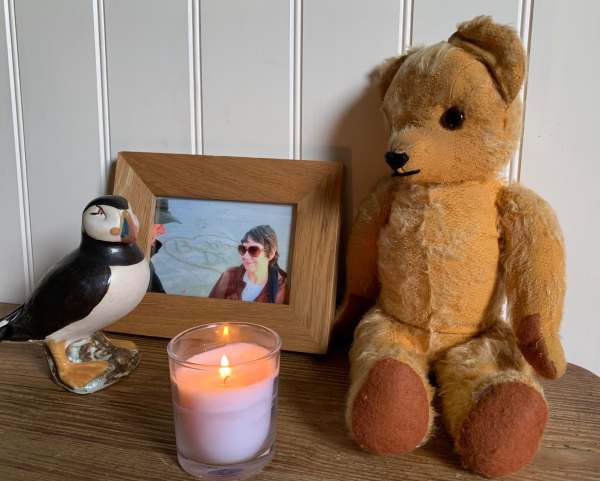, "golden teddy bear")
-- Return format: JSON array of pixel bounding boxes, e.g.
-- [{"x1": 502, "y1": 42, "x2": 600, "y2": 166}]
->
[{"x1": 337, "y1": 16, "x2": 566, "y2": 477}]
